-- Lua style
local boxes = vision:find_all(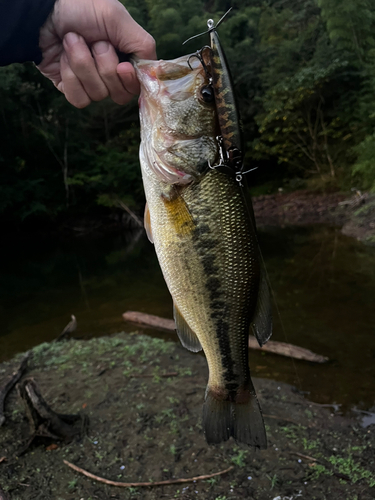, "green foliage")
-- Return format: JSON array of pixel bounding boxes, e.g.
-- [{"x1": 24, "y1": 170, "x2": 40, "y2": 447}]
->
[
  {"x1": 2, "y1": 0, "x2": 375, "y2": 228},
  {"x1": 318, "y1": 0, "x2": 375, "y2": 64},
  {"x1": 231, "y1": 447, "x2": 248, "y2": 467},
  {"x1": 254, "y1": 62, "x2": 348, "y2": 178},
  {"x1": 329, "y1": 452, "x2": 375, "y2": 487}
]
